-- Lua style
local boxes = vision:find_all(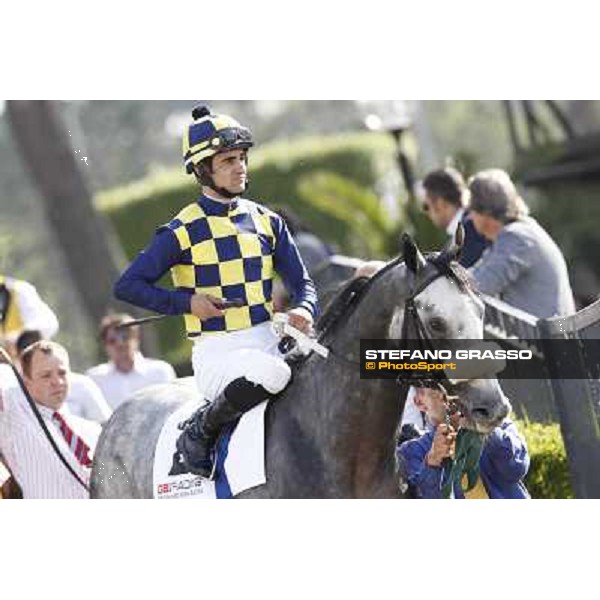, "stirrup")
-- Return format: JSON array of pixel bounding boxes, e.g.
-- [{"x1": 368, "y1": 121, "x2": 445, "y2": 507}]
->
[
  {"x1": 172, "y1": 416, "x2": 217, "y2": 479},
  {"x1": 168, "y1": 449, "x2": 217, "y2": 480},
  {"x1": 168, "y1": 450, "x2": 188, "y2": 477}
]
